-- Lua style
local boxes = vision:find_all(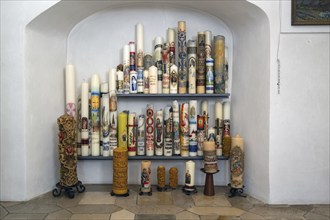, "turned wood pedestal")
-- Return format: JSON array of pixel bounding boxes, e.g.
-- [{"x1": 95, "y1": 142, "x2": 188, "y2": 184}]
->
[{"x1": 201, "y1": 168, "x2": 219, "y2": 196}]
